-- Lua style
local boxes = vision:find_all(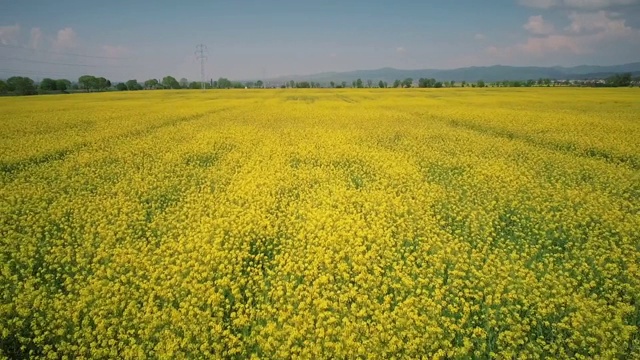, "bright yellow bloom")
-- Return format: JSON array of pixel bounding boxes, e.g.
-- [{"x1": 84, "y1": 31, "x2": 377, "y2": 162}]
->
[{"x1": 1, "y1": 88, "x2": 638, "y2": 359}]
